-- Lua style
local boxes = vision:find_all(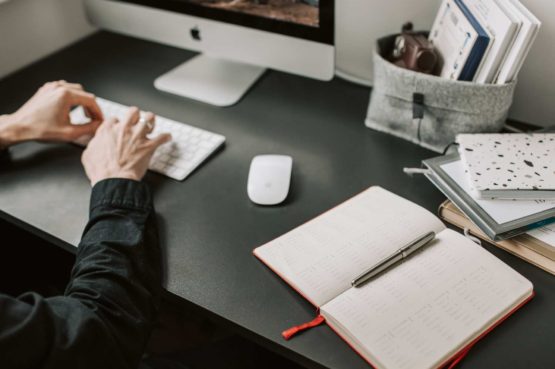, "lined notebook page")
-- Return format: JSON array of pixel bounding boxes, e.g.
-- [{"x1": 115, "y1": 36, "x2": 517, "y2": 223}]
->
[
  {"x1": 321, "y1": 229, "x2": 533, "y2": 369},
  {"x1": 254, "y1": 187, "x2": 445, "y2": 307}
]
